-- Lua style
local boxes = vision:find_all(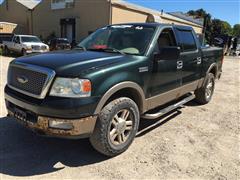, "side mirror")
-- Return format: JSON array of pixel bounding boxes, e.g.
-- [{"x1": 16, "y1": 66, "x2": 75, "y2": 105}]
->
[{"x1": 154, "y1": 47, "x2": 180, "y2": 61}]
